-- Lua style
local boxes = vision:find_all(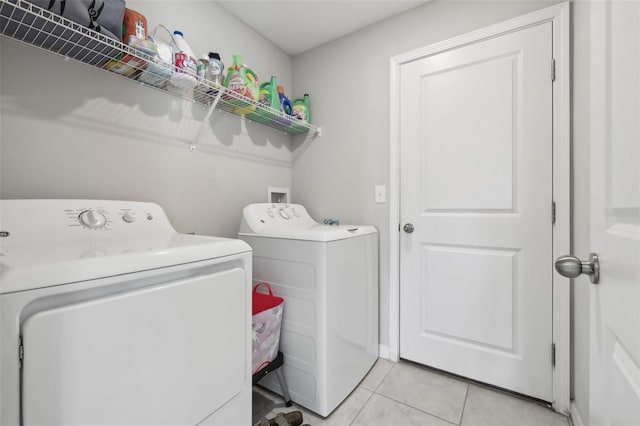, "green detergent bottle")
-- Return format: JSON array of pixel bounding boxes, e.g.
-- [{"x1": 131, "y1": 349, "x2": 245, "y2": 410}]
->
[
  {"x1": 223, "y1": 54, "x2": 259, "y2": 114},
  {"x1": 261, "y1": 76, "x2": 280, "y2": 109},
  {"x1": 249, "y1": 76, "x2": 280, "y2": 122},
  {"x1": 292, "y1": 93, "x2": 311, "y2": 124}
]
